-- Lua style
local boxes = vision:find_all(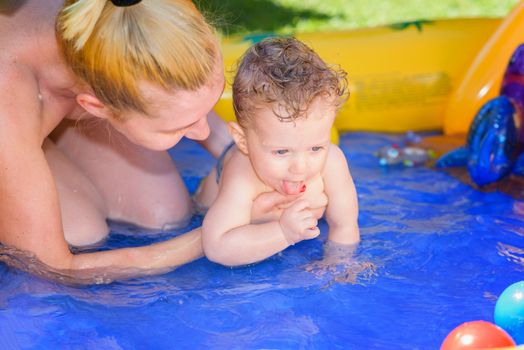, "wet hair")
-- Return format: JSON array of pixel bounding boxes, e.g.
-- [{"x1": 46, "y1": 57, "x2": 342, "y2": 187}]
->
[
  {"x1": 232, "y1": 37, "x2": 348, "y2": 128},
  {"x1": 56, "y1": 0, "x2": 219, "y2": 117}
]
